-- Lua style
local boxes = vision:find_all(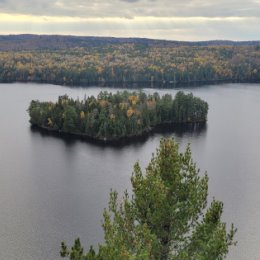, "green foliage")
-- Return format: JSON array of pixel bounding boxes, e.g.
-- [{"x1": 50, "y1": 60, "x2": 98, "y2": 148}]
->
[
  {"x1": 99, "y1": 191, "x2": 158, "y2": 260},
  {"x1": 60, "y1": 238, "x2": 97, "y2": 260},
  {"x1": 63, "y1": 105, "x2": 78, "y2": 133},
  {"x1": 173, "y1": 92, "x2": 208, "y2": 122},
  {"x1": 61, "y1": 138, "x2": 236, "y2": 260},
  {"x1": 28, "y1": 91, "x2": 208, "y2": 140},
  {"x1": 0, "y1": 40, "x2": 260, "y2": 85}
]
